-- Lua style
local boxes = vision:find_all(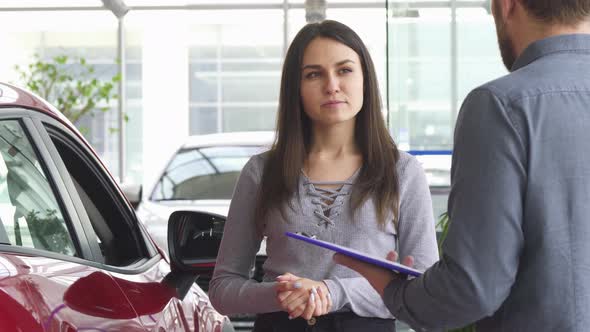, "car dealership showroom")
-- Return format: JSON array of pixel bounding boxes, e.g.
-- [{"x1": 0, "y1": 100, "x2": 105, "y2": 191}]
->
[{"x1": 0, "y1": 0, "x2": 519, "y2": 331}]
